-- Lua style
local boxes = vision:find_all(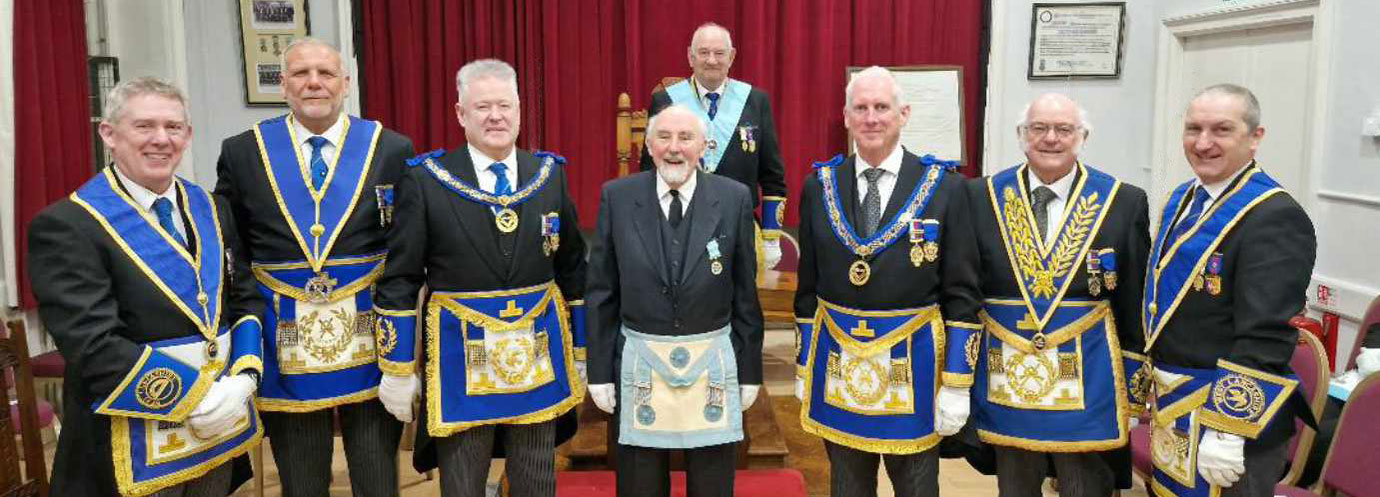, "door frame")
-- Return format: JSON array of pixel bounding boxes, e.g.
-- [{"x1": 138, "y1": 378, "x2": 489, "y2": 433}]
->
[{"x1": 1149, "y1": 0, "x2": 1333, "y2": 218}]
